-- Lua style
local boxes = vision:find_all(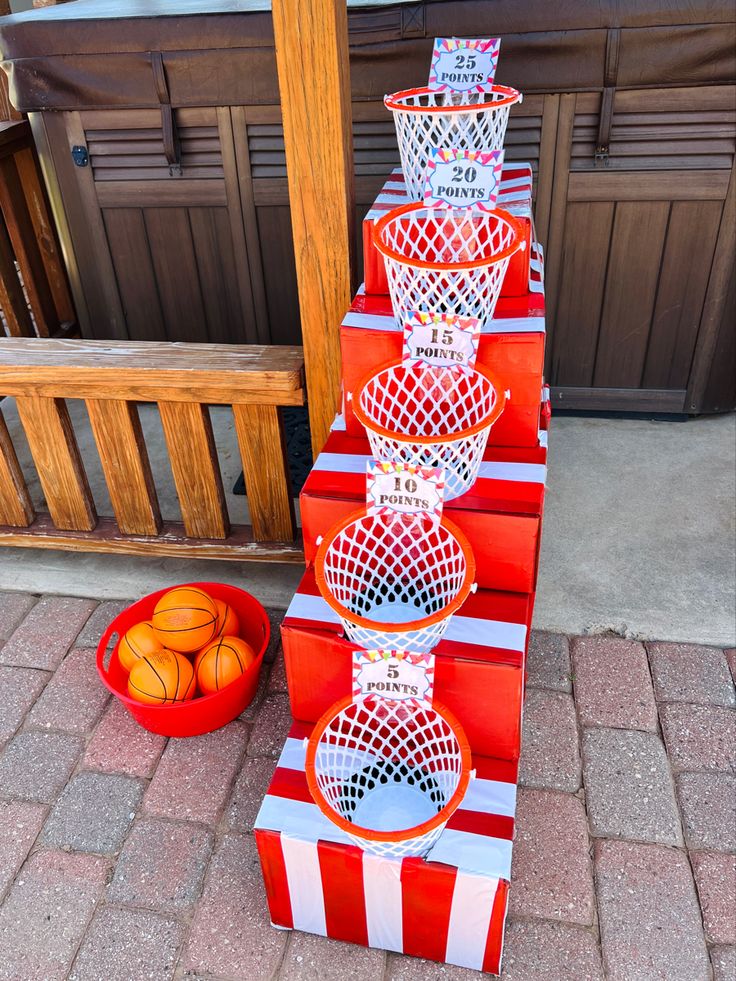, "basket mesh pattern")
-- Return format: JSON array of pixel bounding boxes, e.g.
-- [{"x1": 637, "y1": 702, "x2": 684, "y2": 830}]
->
[
  {"x1": 386, "y1": 89, "x2": 519, "y2": 200},
  {"x1": 319, "y1": 512, "x2": 468, "y2": 652},
  {"x1": 310, "y1": 696, "x2": 467, "y2": 858},
  {"x1": 359, "y1": 363, "x2": 498, "y2": 500},
  {"x1": 378, "y1": 207, "x2": 518, "y2": 327}
]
